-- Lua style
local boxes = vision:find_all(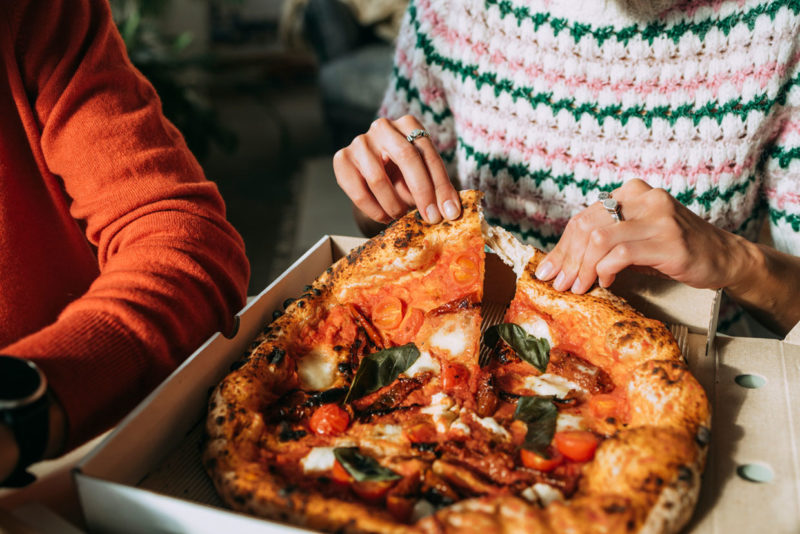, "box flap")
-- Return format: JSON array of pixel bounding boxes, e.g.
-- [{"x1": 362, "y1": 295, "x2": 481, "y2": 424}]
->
[
  {"x1": 784, "y1": 321, "x2": 800, "y2": 346},
  {"x1": 610, "y1": 269, "x2": 719, "y2": 334},
  {"x1": 687, "y1": 336, "x2": 800, "y2": 533}
]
